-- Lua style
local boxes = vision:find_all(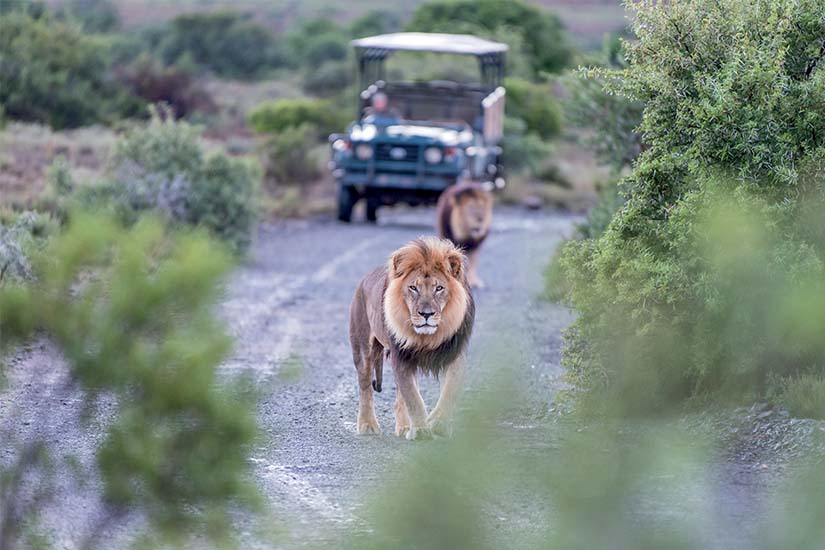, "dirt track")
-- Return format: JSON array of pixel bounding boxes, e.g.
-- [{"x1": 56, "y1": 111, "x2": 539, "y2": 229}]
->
[
  {"x1": 220, "y1": 207, "x2": 577, "y2": 544},
  {"x1": 1, "y1": 206, "x2": 792, "y2": 548}
]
